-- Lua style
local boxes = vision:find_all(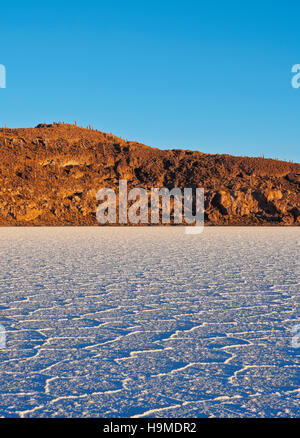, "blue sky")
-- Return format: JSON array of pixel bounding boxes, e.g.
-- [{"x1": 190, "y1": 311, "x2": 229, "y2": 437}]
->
[{"x1": 1, "y1": 0, "x2": 300, "y2": 162}]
